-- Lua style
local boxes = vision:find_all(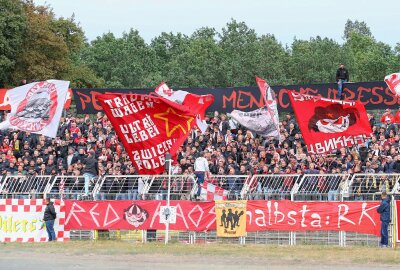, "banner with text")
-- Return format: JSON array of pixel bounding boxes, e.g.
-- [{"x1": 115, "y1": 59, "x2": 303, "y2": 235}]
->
[
  {"x1": 0, "y1": 199, "x2": 69, "y2": 242},
  {"x1": 65, "y1": 200, "x2": 380, "y2": 235},
  {"x1": 97, "y1": 93, "x2": 197, "y2": 174},
  {"x1": 65, "y1": 200, "x2": 216, "y2": 231},
  {"x1": 73, "y1": 81, "x2": 399, "y2": 114},
  {"x1": 288, "y1": 91, "x2": 372, "y2": 154}
]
